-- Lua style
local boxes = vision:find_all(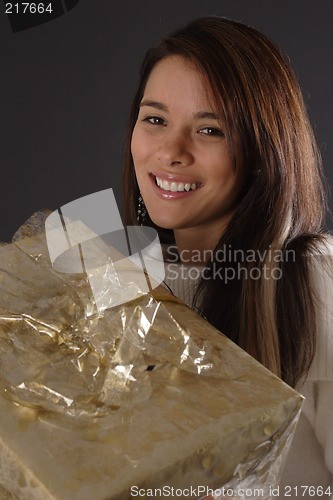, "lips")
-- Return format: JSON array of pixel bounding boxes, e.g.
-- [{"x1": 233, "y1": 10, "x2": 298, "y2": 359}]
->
[
  {"x1": 155, "y1": 176, "x2": 199, "y2": 192},
  {"x1": 146, "y1": 173, "x2": 202, "y2": 200}
]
